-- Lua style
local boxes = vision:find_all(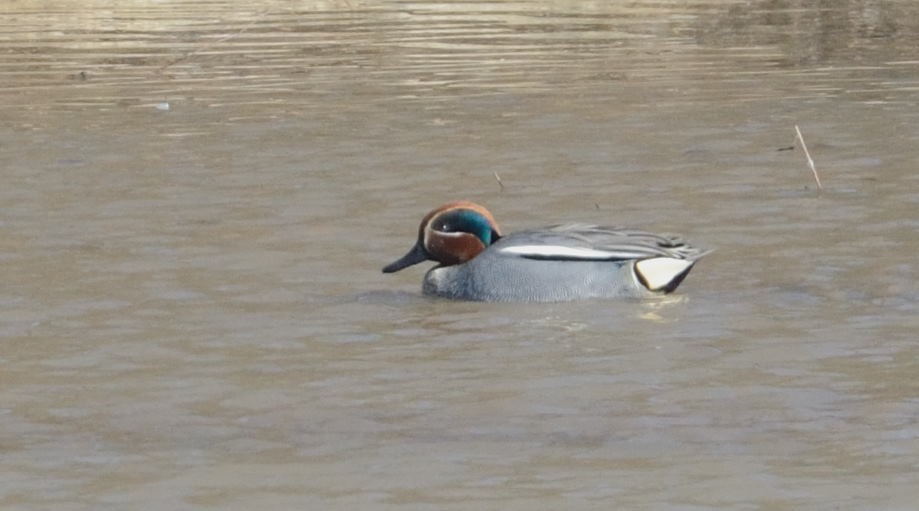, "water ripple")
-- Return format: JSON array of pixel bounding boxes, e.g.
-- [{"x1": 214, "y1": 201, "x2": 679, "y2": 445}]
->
[{"x1": 3, "y1": 0, "x2": 919, "y2": 112}]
